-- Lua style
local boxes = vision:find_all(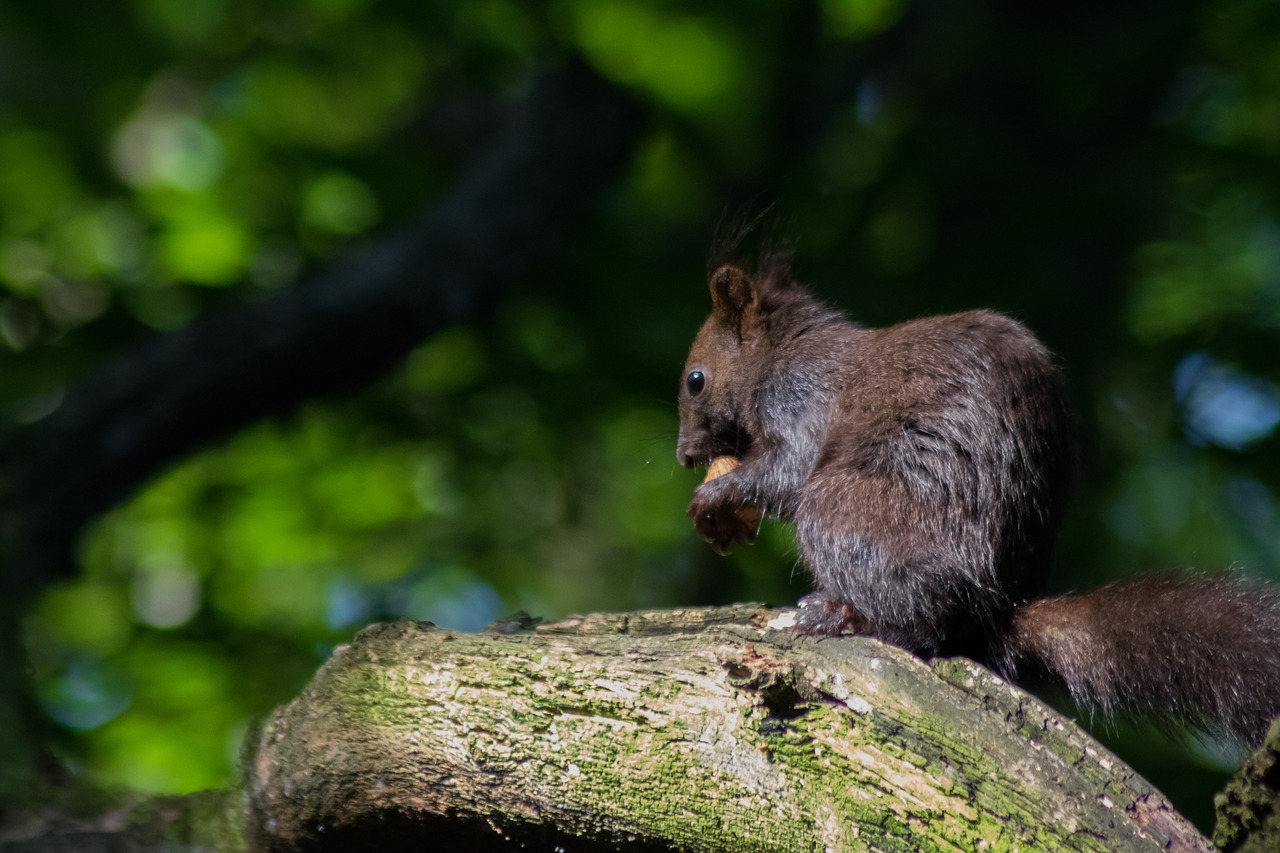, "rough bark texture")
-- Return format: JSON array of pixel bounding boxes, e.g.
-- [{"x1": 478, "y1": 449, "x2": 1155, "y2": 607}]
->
[
  {"x1": 241, "y1": 604, "x2": 1209, "y2": 852},
  {"x1": 1215, "y1": 718, "x2": 1280, "y2": 852},
  {"x1": 2, "y1": 604, "x2": 1235, "y2": 852}
]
